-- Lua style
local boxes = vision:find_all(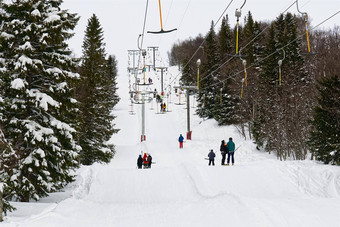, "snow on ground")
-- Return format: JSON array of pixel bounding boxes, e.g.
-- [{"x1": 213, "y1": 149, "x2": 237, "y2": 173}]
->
[{"x1": 2, "y1": 67, "x2": 340, "y2": 227}]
